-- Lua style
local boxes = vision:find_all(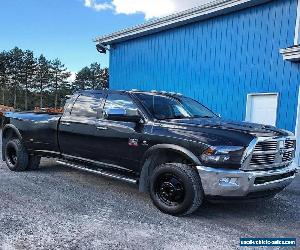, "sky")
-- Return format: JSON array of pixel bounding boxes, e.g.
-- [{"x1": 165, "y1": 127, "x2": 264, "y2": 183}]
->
[{"x1": 0, "y1": 0, "x2": 211, "y2": 76}]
